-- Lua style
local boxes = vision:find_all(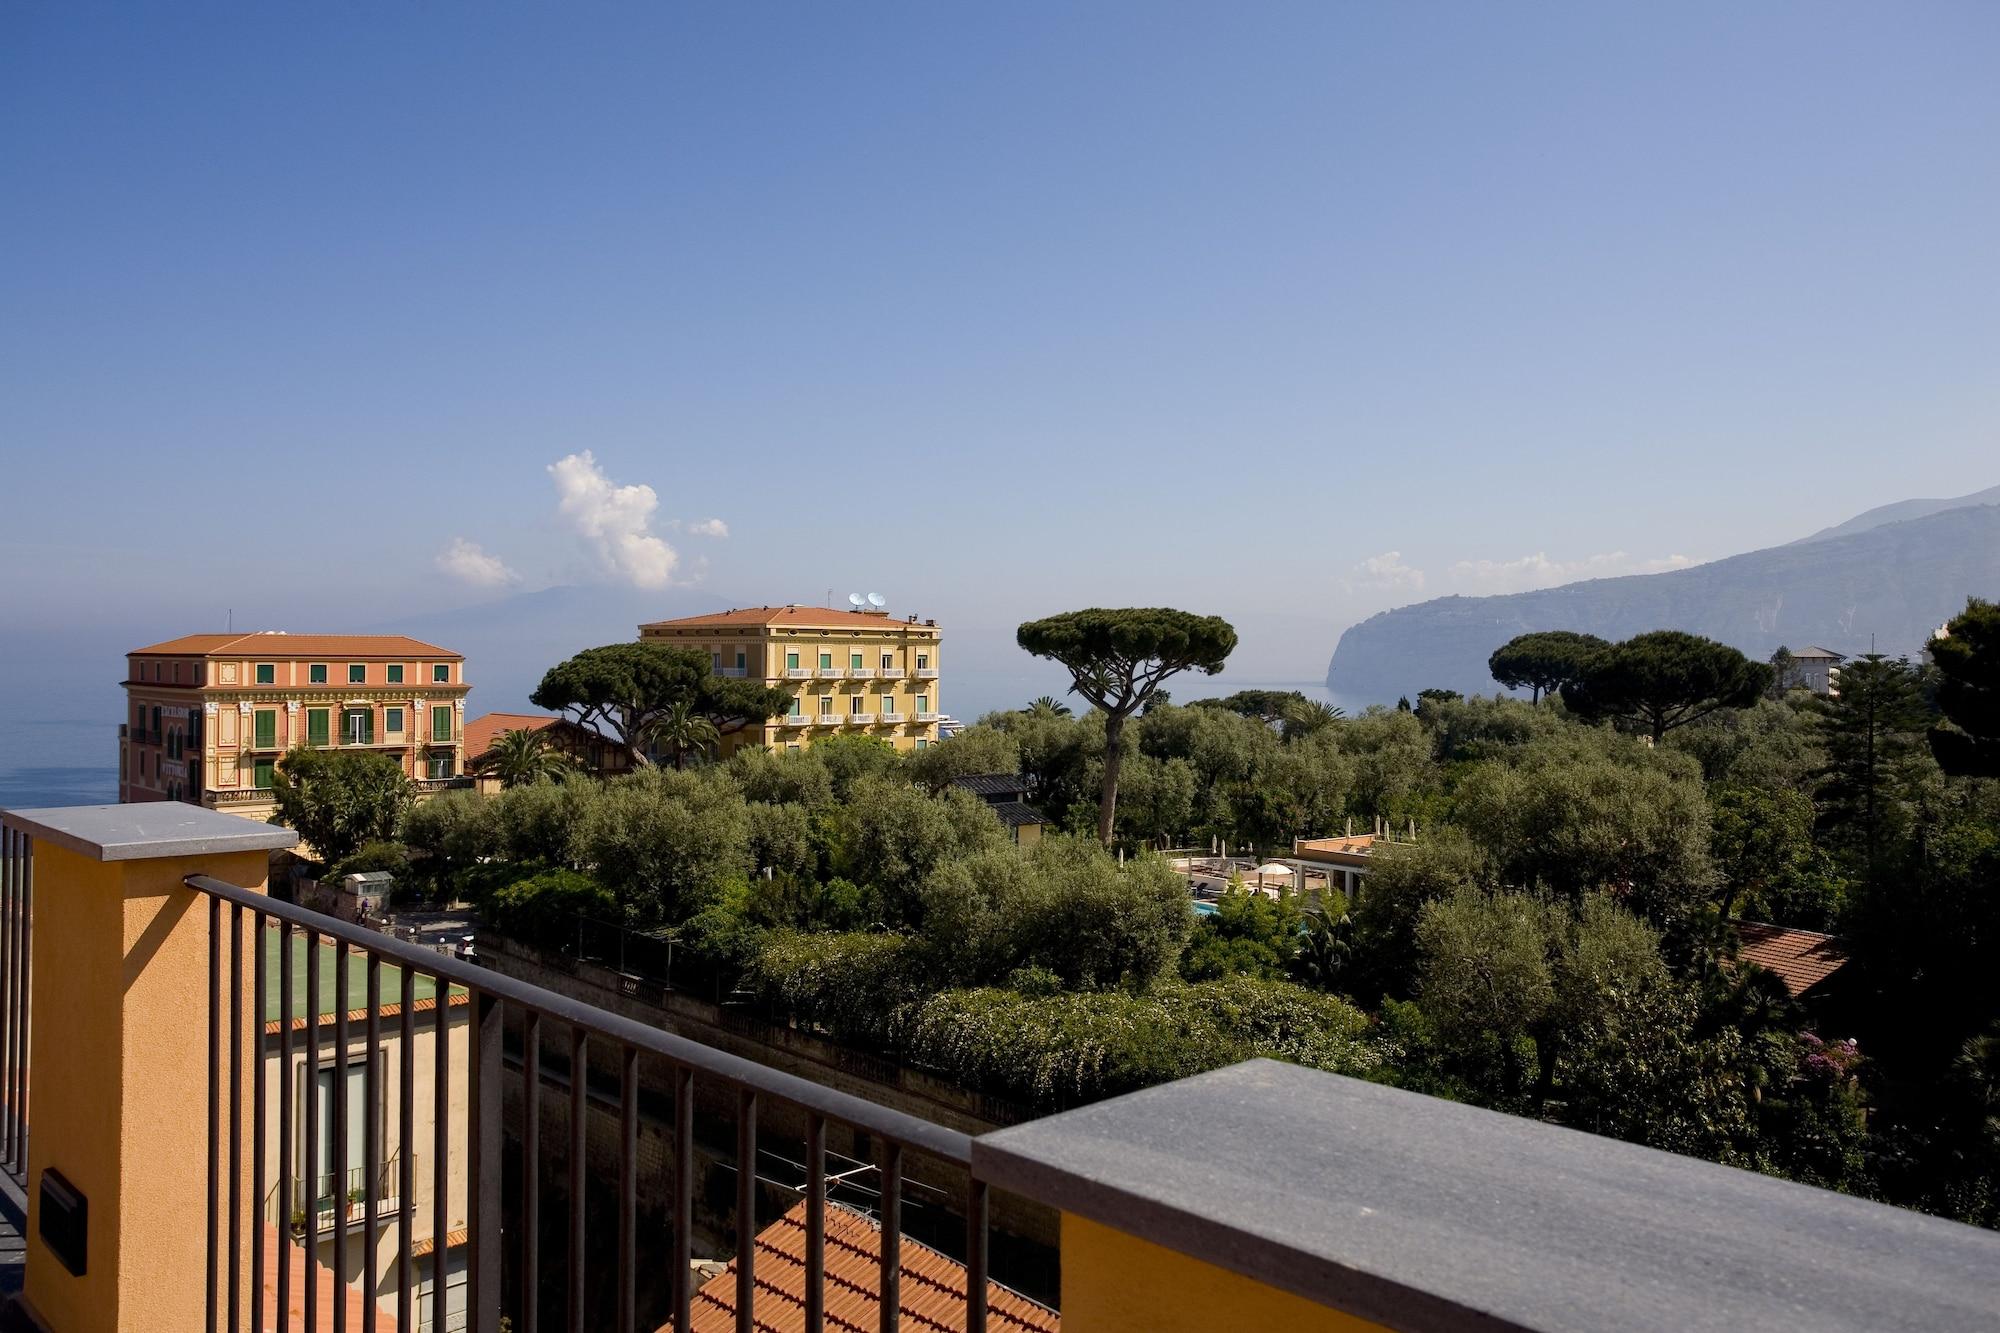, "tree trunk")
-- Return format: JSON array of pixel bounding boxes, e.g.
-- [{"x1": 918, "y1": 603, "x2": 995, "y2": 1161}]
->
[{"x1": 1098, "y1": 712, "x2": 1128, "y2": 846}]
